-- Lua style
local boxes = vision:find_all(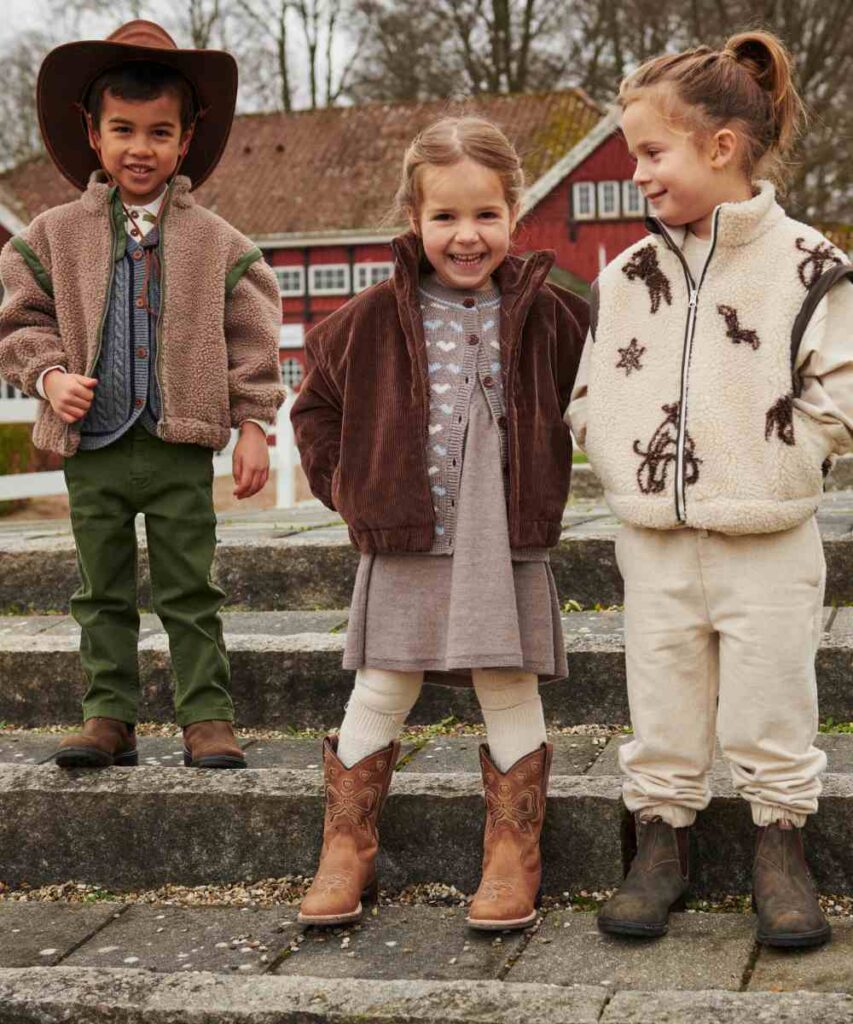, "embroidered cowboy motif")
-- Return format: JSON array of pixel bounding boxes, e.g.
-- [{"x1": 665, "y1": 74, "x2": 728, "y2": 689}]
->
[
  {"x1": 795, "y1": 237, "x2": 842, "y2": 289},
  {"x1": 311, "y1": 872, "x2": 354, "y2": 894},
  {"x1": 633, "y1": 402, "x2": 701, "y2": 495},
  {"x1": 478, "y1": 879, "x2": 517, "y2": 901},
  {"x1": 765, "y1": 393, "x2": 795, "y2": 446},
  {"x1": 616, "y1": 338, "x2": 646, "y2": 375},
  {"x1": 622, "y1": 244, "x2": 673, "y2": 314},
  {"x1": 717, "y1": 305, "x2": 760, "y2": 350}
]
